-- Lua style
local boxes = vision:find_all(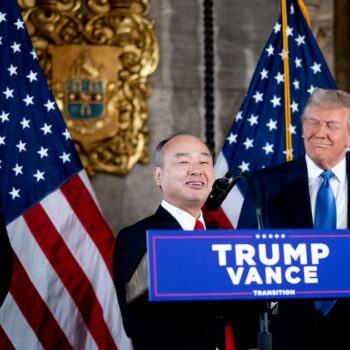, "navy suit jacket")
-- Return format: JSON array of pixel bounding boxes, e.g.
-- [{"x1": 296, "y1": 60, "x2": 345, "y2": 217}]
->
[
  {"x1": 114, "y1": 206, "x2": 260, "y2": 350},
  {"x1": 238, "y1": 156, "x2": 350, "y2": 350}
]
